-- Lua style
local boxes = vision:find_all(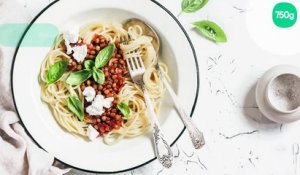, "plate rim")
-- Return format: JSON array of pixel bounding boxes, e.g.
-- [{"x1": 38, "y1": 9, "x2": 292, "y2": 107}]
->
[{"x1": 10, "y1": 0, "x2": 200, "y2": 173}]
